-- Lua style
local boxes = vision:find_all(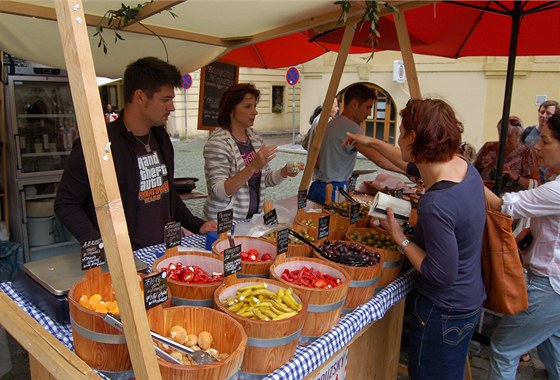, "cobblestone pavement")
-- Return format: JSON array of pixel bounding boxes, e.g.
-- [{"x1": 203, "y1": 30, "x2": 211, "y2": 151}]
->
[{"x1": 2, "y1": 133, "x2": 547, "y2": 380}]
